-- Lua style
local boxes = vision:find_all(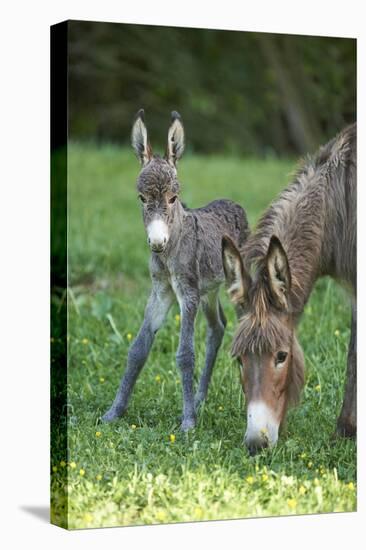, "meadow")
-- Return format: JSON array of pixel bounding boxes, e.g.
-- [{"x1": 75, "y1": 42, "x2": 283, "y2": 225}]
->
[{"x1": 51, "y1": 143, "x2": 356, "y2": 529}]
